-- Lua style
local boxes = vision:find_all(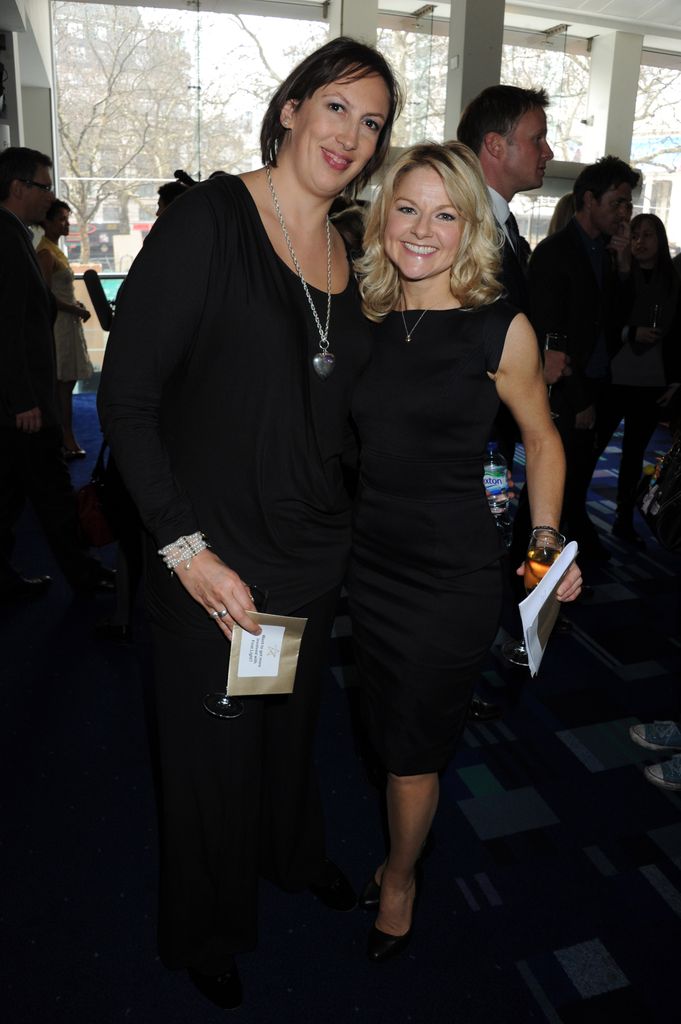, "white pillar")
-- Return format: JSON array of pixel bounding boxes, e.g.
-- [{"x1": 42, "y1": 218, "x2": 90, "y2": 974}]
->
[
  {"x1": 582, "y1": 32, "x2": 642, "y2": 163},
  {"x1": 21, "y1": 86, "x2": 53, "y2": 156},
  {"x1": 327, "y1": 0, "x2": 378, "y2": 45},
  {"x1": 443, "y1": 0, "x2": 505, "y2": 141},
  {"x1": 0, "y1": 32, "x2": 25, "y2": 147}
]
